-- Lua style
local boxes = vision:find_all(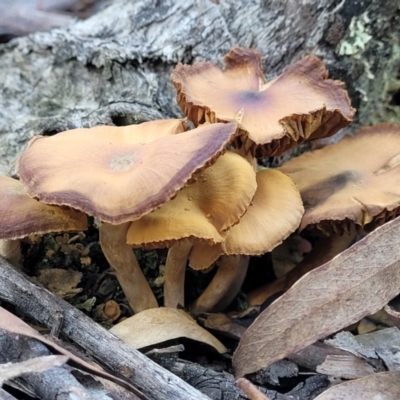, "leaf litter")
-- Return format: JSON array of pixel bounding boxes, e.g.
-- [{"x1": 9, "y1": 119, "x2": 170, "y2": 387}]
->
[
  {"x1": 233, "y1": 215, "x2": 400, "y2": 377},
  {"x1": 0, "y1": 355, "x2": 68, "y2": 387},
  {"x1": 314, "y1": 371, "x2": 400, "y2": 400},
  {"x1": 11, "y1": 207, "x2": 400, "y2": 399},
  {"x1": 12, "y1": 213, "x2": 400, "y2": 399},
  {"x1": 110, "y1": 307, "x2": 227, "y2": 353},
  {"x1": 35, "y1": 268, "x2": 83, "y2": 298}
]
